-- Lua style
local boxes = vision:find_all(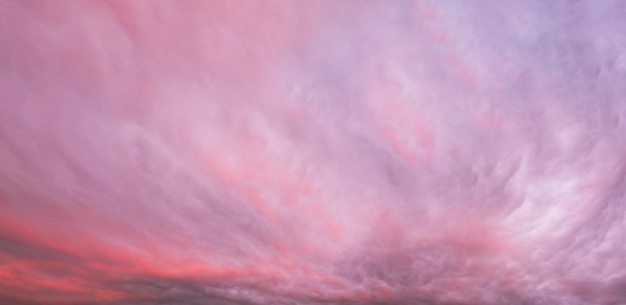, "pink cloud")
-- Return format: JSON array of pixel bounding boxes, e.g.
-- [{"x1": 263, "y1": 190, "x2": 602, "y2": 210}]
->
[{"x1": 1, "y1": 1, "x2": 626, "y2": 304}]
